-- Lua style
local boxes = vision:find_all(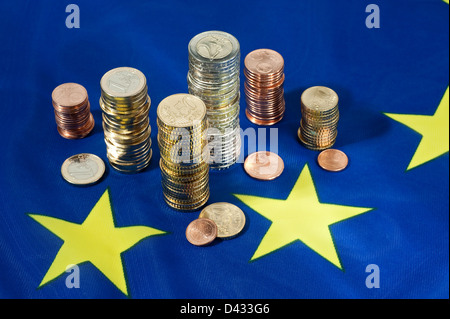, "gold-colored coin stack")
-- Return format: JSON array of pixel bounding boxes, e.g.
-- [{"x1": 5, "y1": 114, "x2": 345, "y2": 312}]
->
[
  {"x1": 157, "y1": 94, "x2": 210, "y2": 211},
  {"x1": 187, "y1": 30, "x2": 241, "y2": 170},
  {"x1": 99, "y1": 67, "x2": 152, "y2": 173},
  {"x1": 298, "y1": 86, "x2": 339, "y2": 150}
]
